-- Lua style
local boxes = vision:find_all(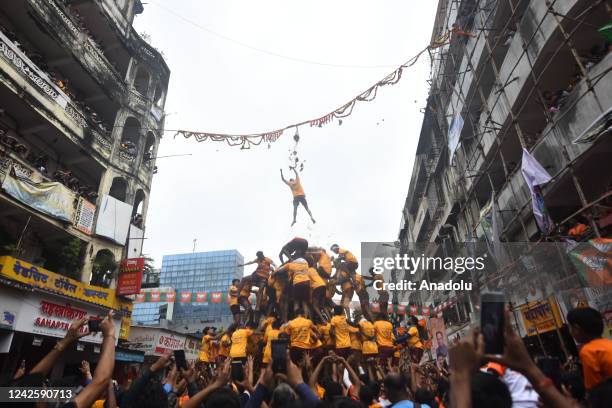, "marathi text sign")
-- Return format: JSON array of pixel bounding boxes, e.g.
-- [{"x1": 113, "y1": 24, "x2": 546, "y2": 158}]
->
[
  {"x1": 116, "y1": 258, "x2": 145, "y2": 296},
  {"x1": 74, "y1": 198, "x2": 96, "y2": 235},
  {"x1": 2, "y1": 175, "x2": 75, "y2": 222},
  {"x1": 519, "y1": 297, "x2": 563, "y2": 336},
  {"x1": 0, "y1": 256, "x2": 131, "y2": 313}
]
